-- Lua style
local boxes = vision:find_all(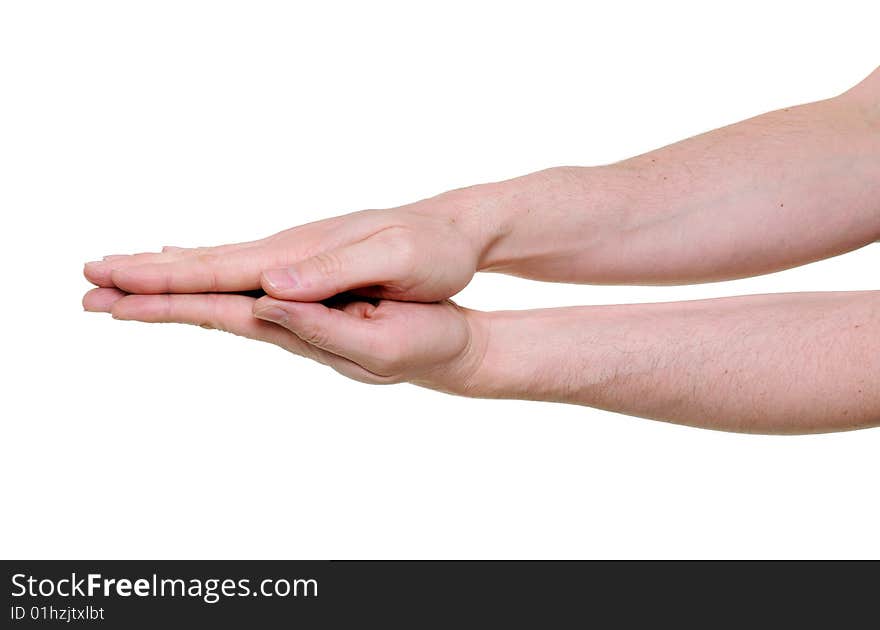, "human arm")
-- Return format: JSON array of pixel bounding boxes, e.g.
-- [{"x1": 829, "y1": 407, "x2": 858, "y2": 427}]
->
[
  {"x1": 474, "y1": 66, "x2": 880, "y2": 284},
  {"x1": 83, "y1": 287, "x2": 880, "y2": 434},
  {"x1": 84, "y1": 67, "x2": 880, "y2": 296},
  {"x1": 463, "y1": 290, "x2": 880, "y2": 434}
]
